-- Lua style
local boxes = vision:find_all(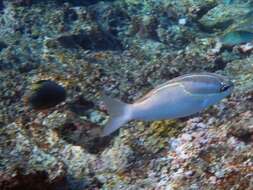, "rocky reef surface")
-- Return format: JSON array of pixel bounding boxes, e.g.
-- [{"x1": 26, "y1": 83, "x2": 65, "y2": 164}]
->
[{"x1": 0, "y1": 0, "x2": 252, "y2": 189}]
